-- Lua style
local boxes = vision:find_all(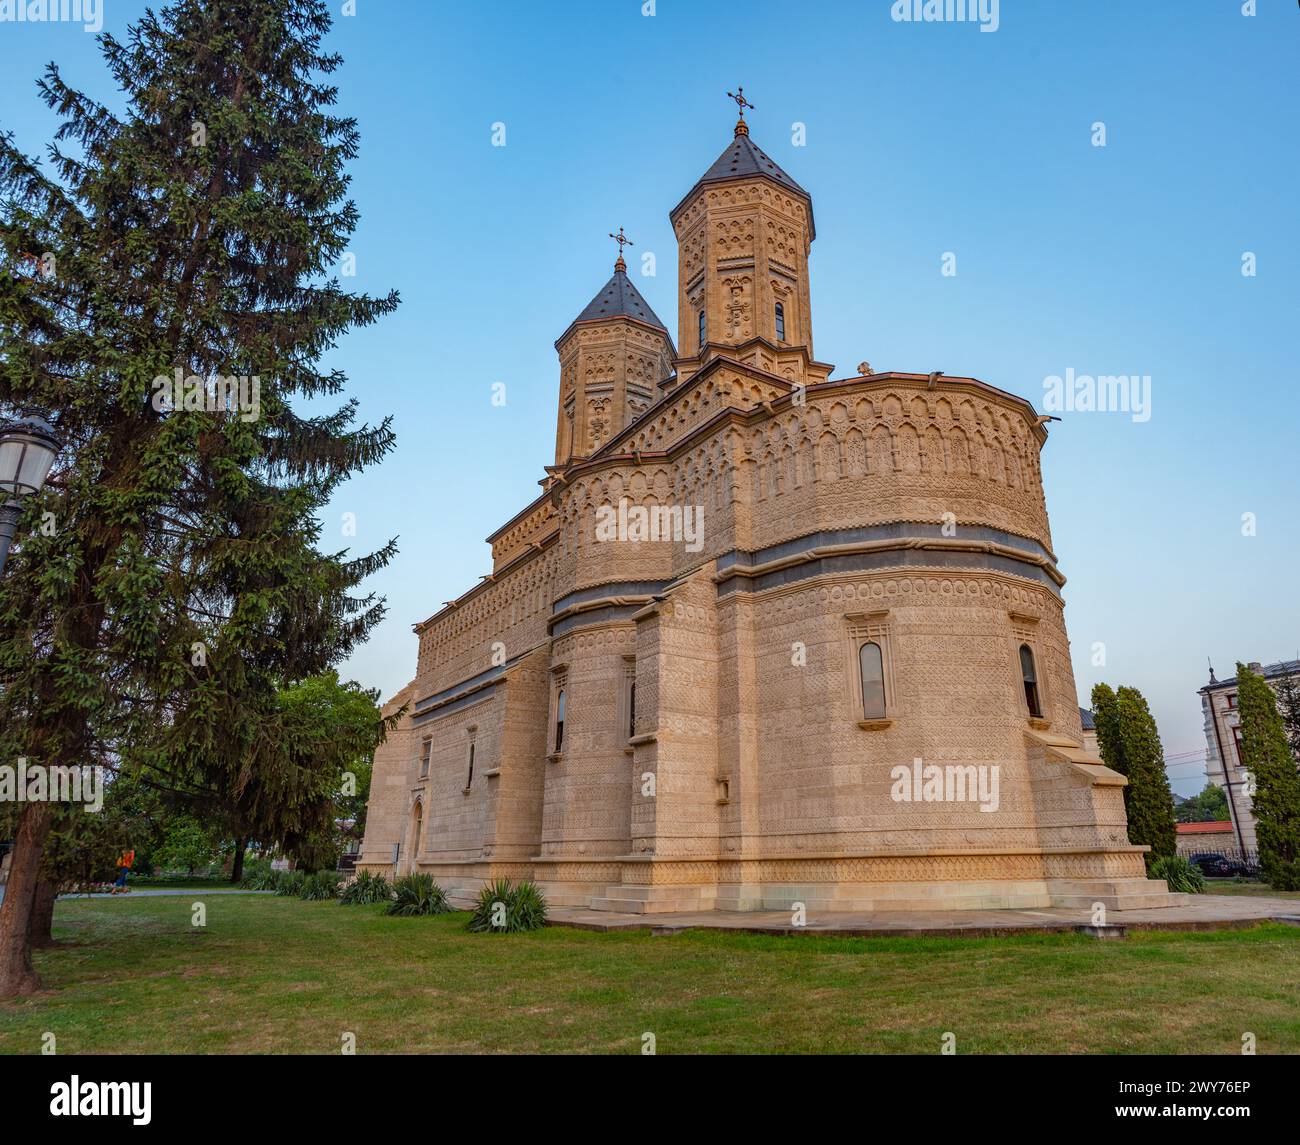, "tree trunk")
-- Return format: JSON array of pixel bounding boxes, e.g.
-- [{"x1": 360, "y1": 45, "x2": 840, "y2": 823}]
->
[
  {"x1": 28, "y1": 878, "x2": 58, "y2": 949},
  {"x1": 230, "y1": 837, "x2": 247, "y2": 884},
  {"x1": 0, "y1": 802, "x2": 55, "y2": 997}
]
